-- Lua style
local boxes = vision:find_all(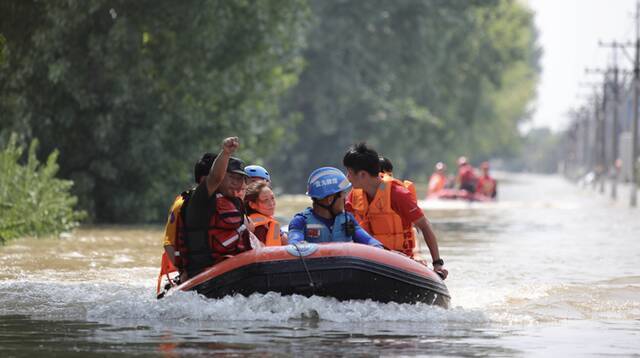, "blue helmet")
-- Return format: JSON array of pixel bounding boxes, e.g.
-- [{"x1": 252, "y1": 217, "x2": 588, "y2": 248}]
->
[
  {"x1": 245, "y1": 165, "x2": 271, "y2": 181},
  {"x1": 306, "y1": 167, "x2": 352, "y2": 199}
]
